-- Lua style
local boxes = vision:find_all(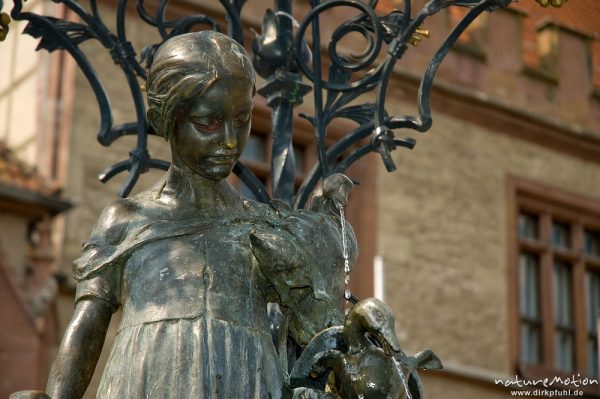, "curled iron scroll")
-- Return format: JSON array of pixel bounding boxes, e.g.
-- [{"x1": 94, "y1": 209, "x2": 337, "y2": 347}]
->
[
  {"x1": 295, "y1": 0, "x2": 384, "y2": 92},
  {"x1": 293, "y1": 0, "x2": 516, "y2": 205}
]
